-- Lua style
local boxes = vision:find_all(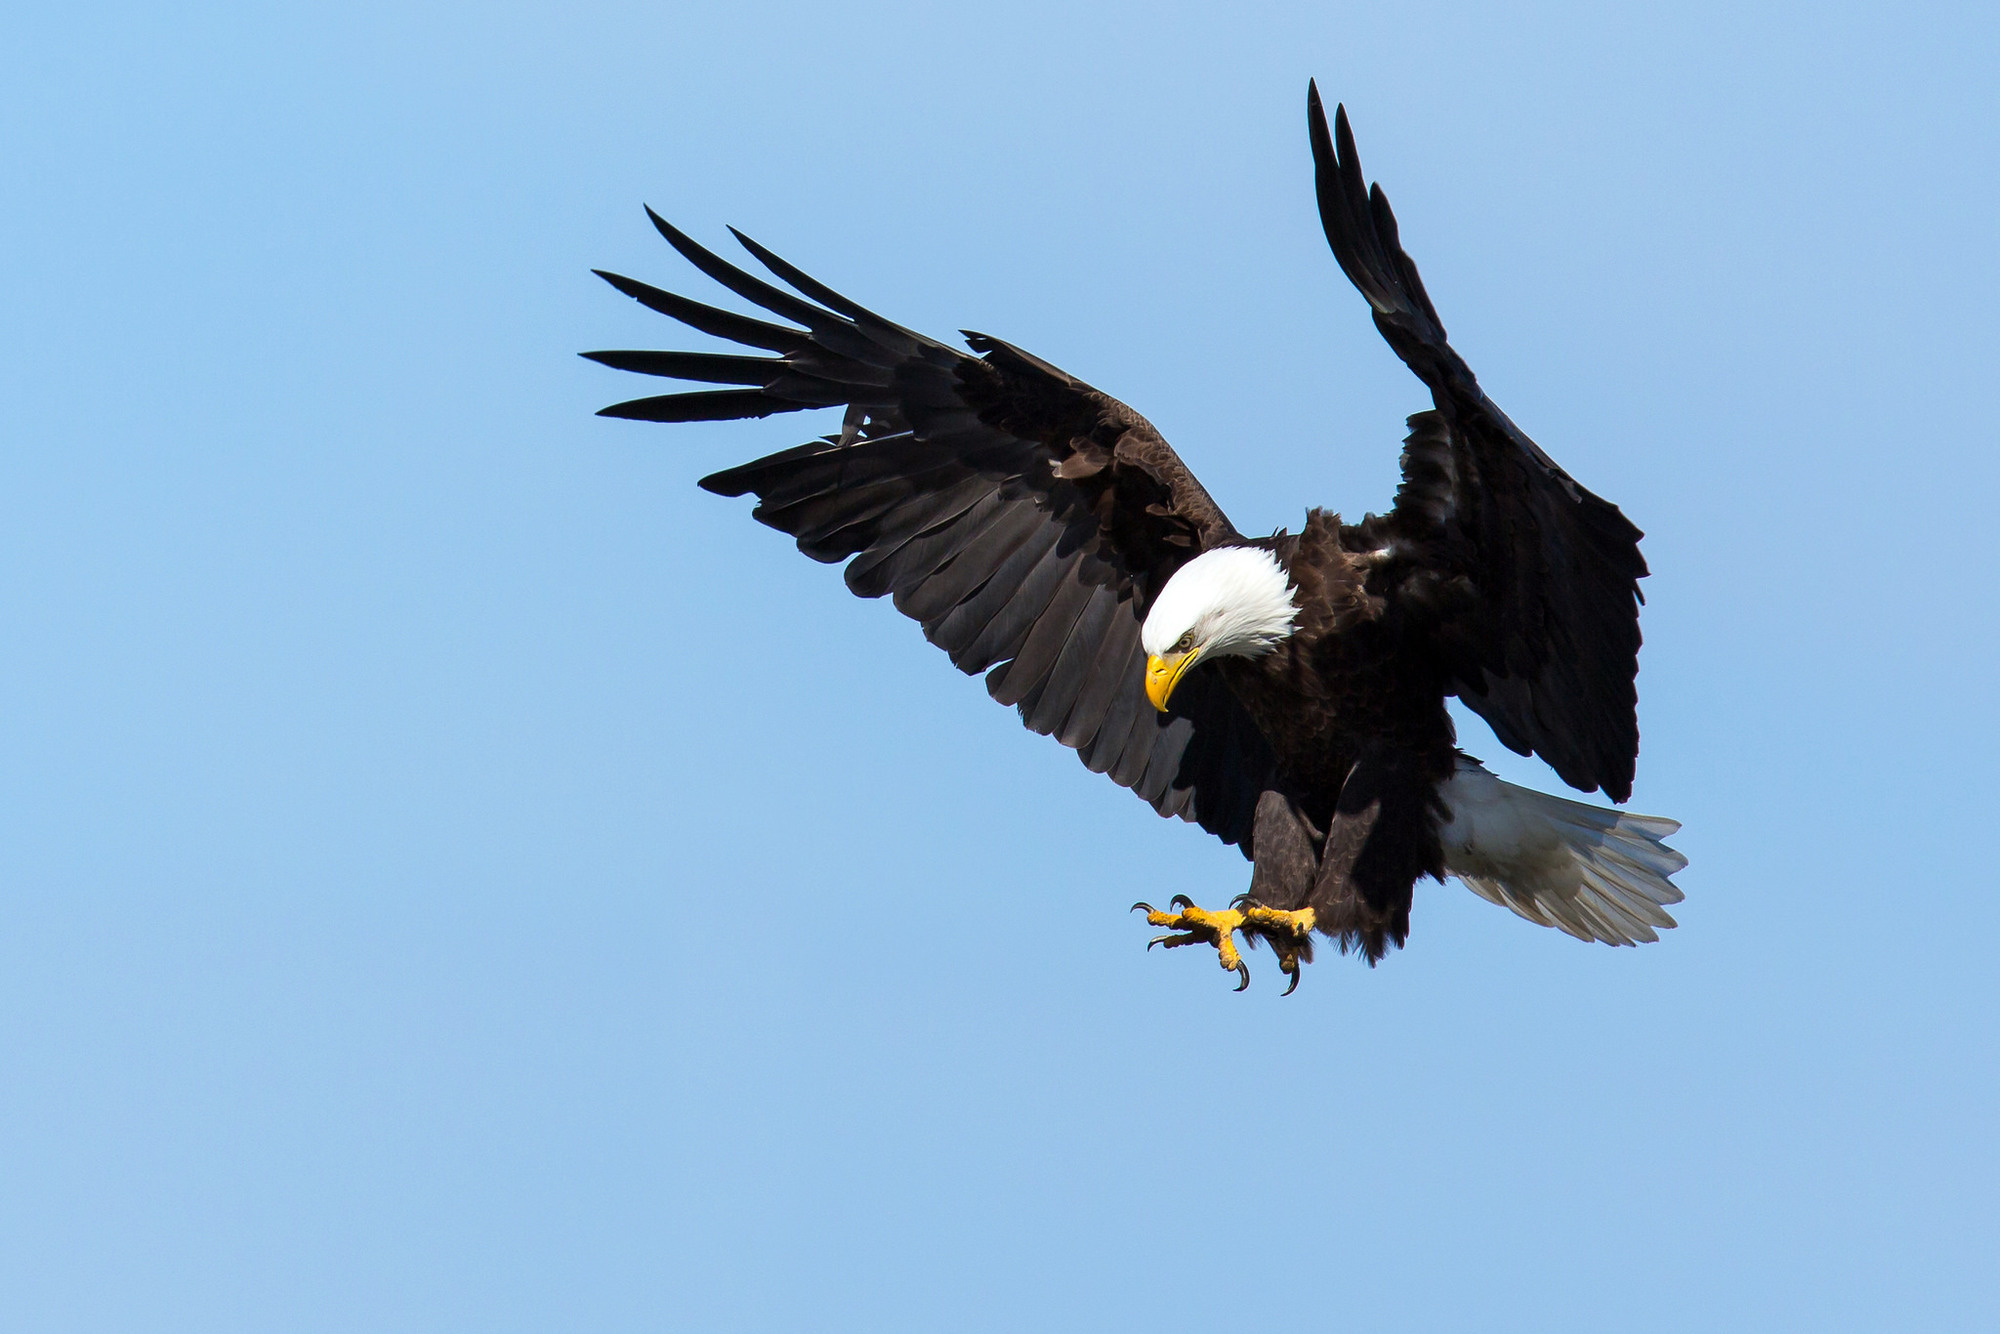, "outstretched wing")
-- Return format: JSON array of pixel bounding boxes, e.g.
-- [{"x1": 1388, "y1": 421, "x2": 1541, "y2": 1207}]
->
[
  {"x1": 1309, "y1": 84, "x2": 1648, "y2": 802},
  {"x1": 588, "y1": 212, "x2": 1275, "y2": 848}
]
